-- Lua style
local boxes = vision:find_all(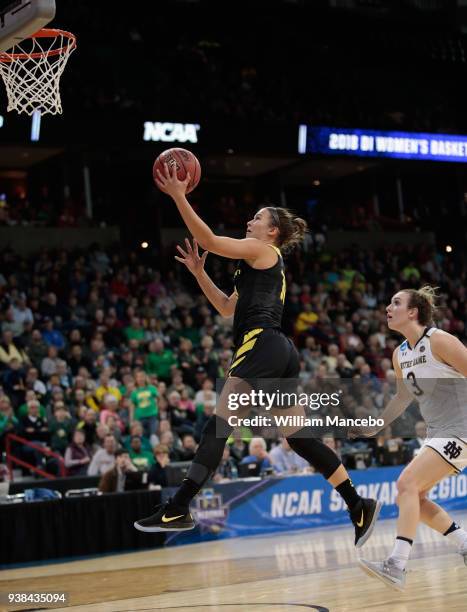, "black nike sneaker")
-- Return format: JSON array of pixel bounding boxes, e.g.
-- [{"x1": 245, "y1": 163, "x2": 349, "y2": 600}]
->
[
  {"x1": 350, "y1": 497, "x2": 382, "y2": 548},
  {"x1": 134, "y1": 499, "x2": 195, "y2": 533}
]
